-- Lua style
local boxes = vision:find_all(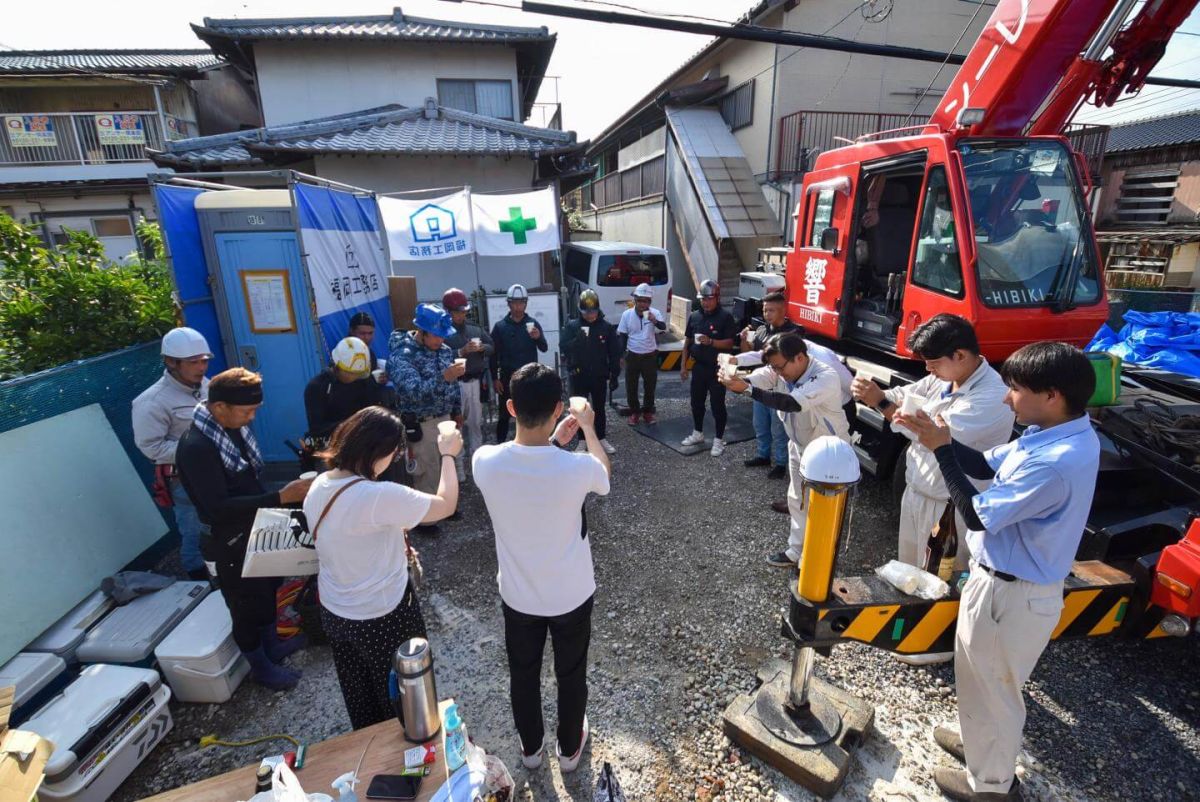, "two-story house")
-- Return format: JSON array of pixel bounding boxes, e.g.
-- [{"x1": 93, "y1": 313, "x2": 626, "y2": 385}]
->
[
  {"x1": 150, "y1": 8, "x2": 591, "y2": 299},
  {"x1": 0, "y1": 49, "x2": 259, "y2": 261},
  {"x1": 1095, "y1": 109, "x2": 1200, "y2": 290}
]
